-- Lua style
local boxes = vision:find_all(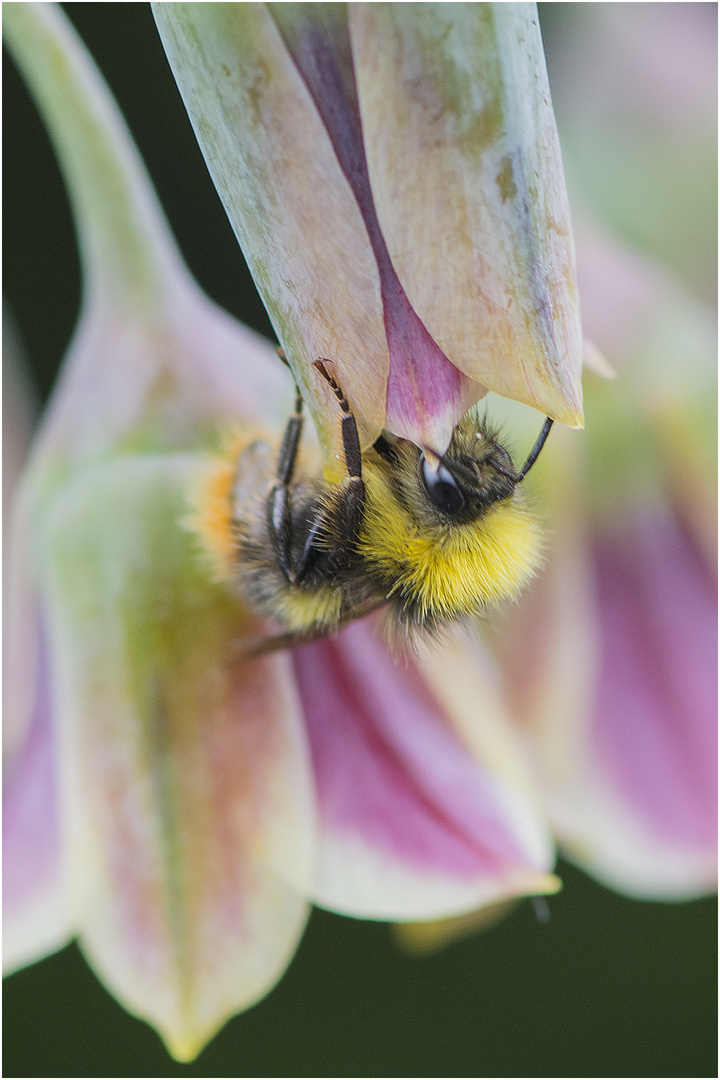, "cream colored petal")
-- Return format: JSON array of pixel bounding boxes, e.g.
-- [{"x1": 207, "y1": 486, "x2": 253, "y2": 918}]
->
[
  {"x1": 153, "y1": 2, "x2": 389, "y2": 463},
  {"x1": 582, "y1": 338, "x2": 615, "y2": 380},
  {"x1": 3, "y1": 861, "x2": 72, "y2": 977},
  {"x1": 416, "y1": 630, "x2": 558, "y2": 883},
  {"x1": 31, "y1": 285, "x2": 295, "y2": 471},
  {"x1": 293, "y1": 622, "x2": 557, "y2": 921},
  {"x1": 42, "y1": 457, "x2": 316, "y2": 1059},
  {"x1": 352, "y1": 3, "x2": 583, "y2": 427}
]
